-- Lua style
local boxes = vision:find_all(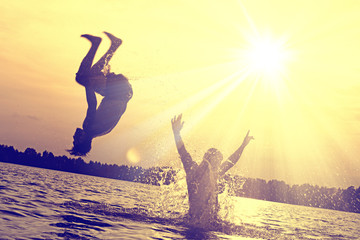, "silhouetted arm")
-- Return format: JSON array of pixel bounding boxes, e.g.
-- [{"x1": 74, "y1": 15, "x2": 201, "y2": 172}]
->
[
  {"x1": 219, "y1": 130, "x2": 254, "y2": 177},
  {"x1": 82, "y1": 87, "x2": 97, "y2": 132},
  {"x1": 171, "y1": 114, "x2": 197, "y2": 174}
]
